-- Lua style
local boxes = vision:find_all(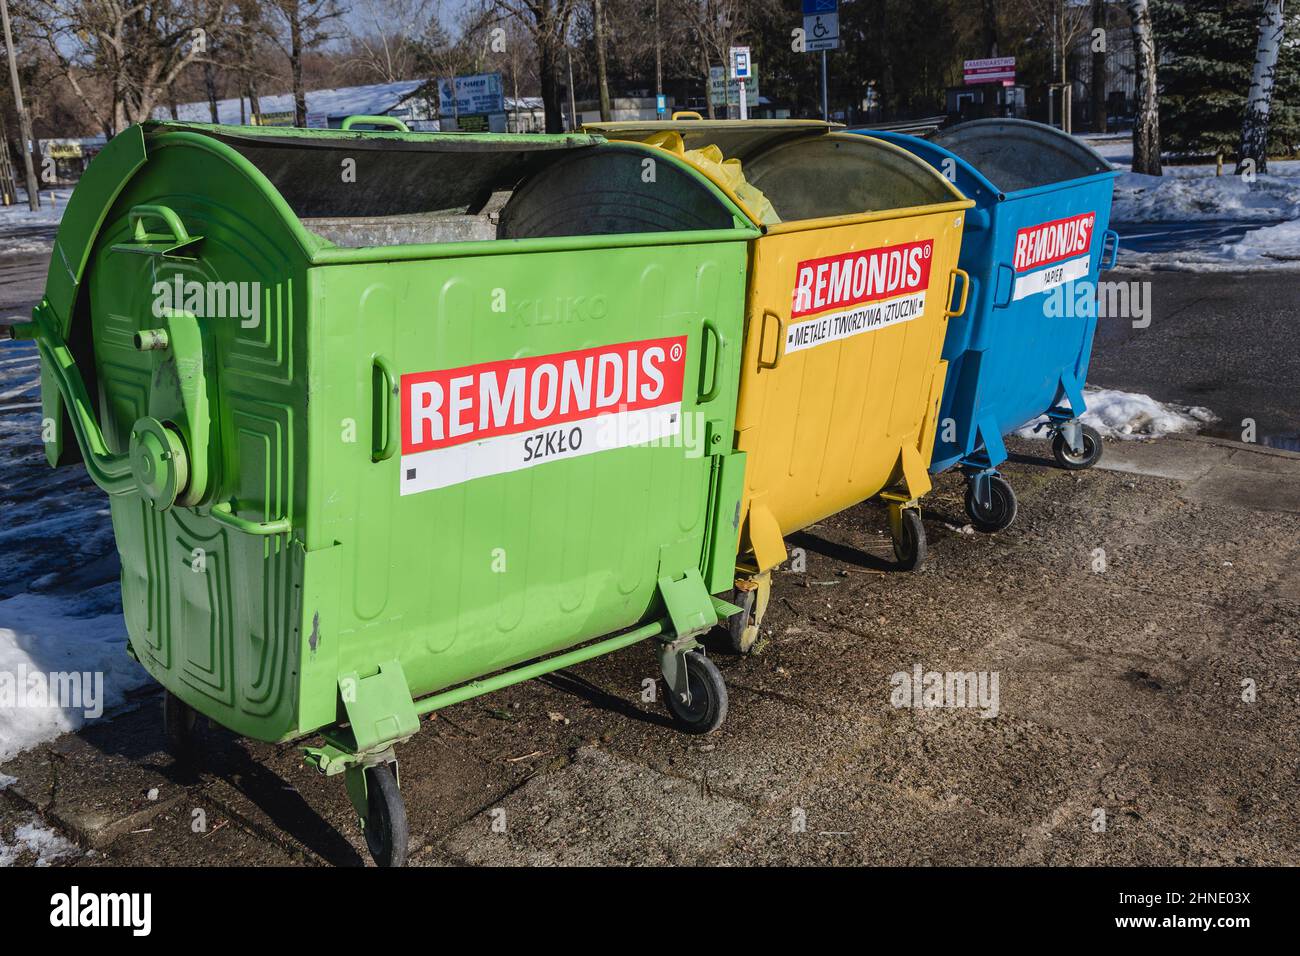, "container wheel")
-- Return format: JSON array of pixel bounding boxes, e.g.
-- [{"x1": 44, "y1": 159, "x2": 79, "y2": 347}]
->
[
  {"x1": 363, "y1": 763, "x2": 409, "y2": 868},
  {"x1": 664, "y1": 652, "x2": 728, "y2": 734},
  {"x1": 964, "y1": 476, "x2": 1019, "y2": 533},
  {"x1": 892, "y1": 508, "x2": 927, "y2": 571},
  {"x1": 162, "y1": 689, "x2": 199, "y2": 762},
  {"x1": 727, "y1": 587, "x2": 758, "y2": 655},
  {"x1": 1053, "y1": 424, "x2": 1103, "y2": 470}
]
